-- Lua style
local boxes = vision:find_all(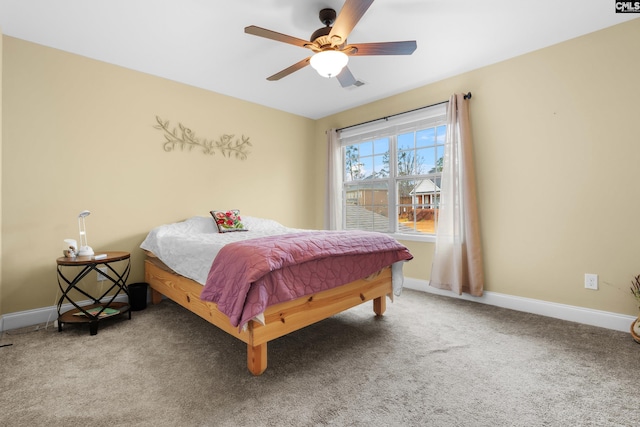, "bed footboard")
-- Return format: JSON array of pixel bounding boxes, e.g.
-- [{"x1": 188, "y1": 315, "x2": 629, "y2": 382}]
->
[{"x1": 144, "y1": 258, "x2": 393, "y2": 375}]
